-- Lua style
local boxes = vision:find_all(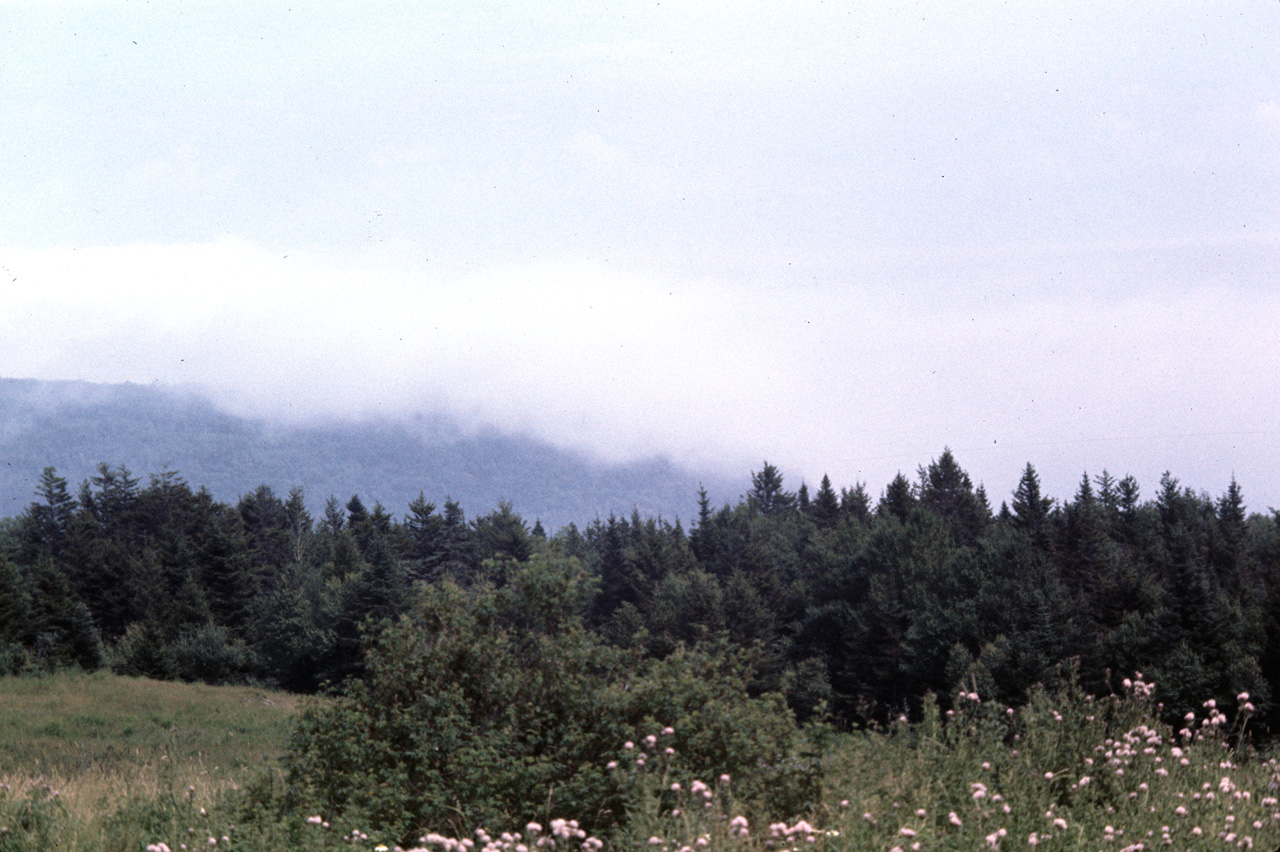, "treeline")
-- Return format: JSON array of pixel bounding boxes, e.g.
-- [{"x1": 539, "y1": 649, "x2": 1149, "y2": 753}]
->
[{"x1": 2, "y1": 452, "x2": 1279, "y2": 731}]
